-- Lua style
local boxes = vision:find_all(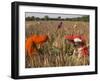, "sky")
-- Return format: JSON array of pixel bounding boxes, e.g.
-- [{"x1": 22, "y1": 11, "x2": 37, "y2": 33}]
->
[{"x1": 25, "y1": 12, "x2": 86, "y2": 18}]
